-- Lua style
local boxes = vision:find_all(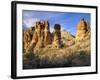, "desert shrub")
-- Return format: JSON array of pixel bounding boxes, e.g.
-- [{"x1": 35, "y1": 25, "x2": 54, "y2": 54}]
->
[
  {"x1": 24, "y1": 53, "x2": 34, "y2": 60},
  {"x1": 61, "y1": 43, "x2": 66, "y2": 48},
  {"x1": 23, "y1": 53, "x2": 41, "y2": 69},
  {"x1": 23, "y1": 45, "x2": 91, "y2": 69},
  {"x1": 39, "y1": 56, "x2": 53, "y2": 68},
  {"x1": 79, "y1": 51, "x2": 86, "y2": 56},
  {"x1": 69, "y1": 51, "x2": 90, "y2": 66}
]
